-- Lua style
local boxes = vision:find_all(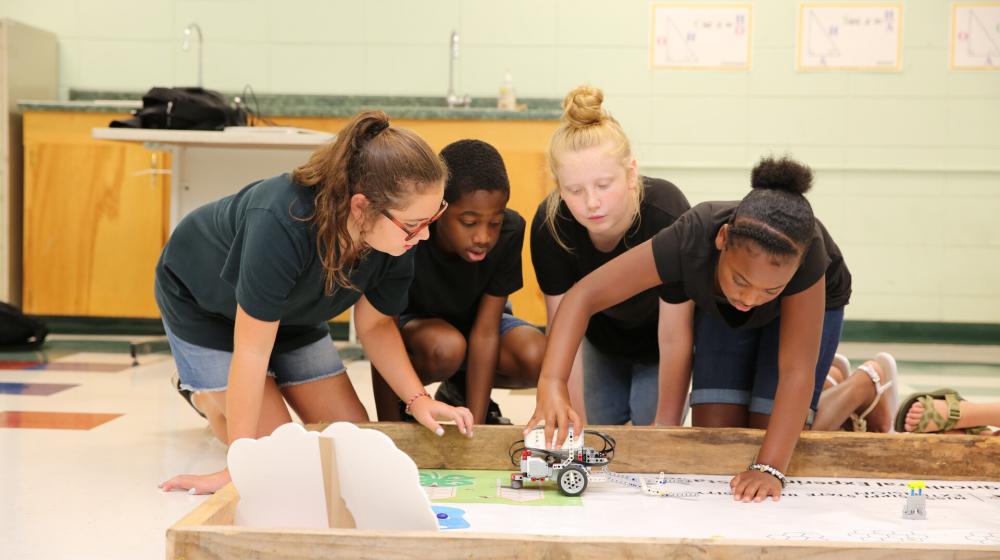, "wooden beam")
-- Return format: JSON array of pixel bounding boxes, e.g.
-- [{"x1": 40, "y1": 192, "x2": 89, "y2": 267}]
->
[
  {"x1": 171, "y1": 484, "x2": 239, "y2": 528},
  {"x1": 168, "y1": 525, "x2": 1000, "y2": 560},
  {"x1": 168, "y1": 425, "x2": 1000, "y2": 559},
  {"x1": 166, "y1": 484, "x2": 240, "y2": 559},
  {"x1": 306, "y1": 423, "x2": 1000, "y2": 481}
]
